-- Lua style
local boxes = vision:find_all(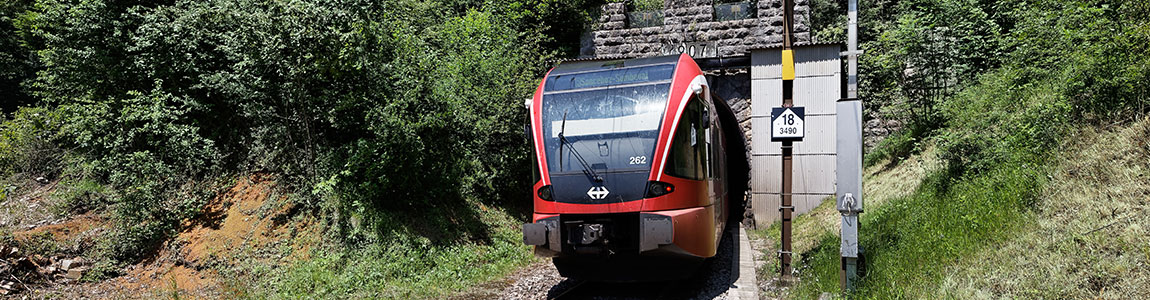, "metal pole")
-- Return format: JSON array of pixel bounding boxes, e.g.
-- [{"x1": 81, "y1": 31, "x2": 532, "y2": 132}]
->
[
  {"x1": 838, "y1": 0, "x2": 863, "y2": 292},
  {"x1": 780, "y1": 0, "x2": 795, "y2": 281},
  {"x1": 847, "y1": 0, "x2": 858, "y2": 99}
]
